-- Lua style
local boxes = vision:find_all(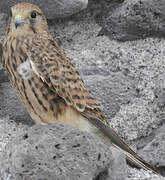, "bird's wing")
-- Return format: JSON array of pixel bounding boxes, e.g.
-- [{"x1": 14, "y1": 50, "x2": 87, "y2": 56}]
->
[{"x1": 25, "y1": 34, "x2": 101, "y2": 112}]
